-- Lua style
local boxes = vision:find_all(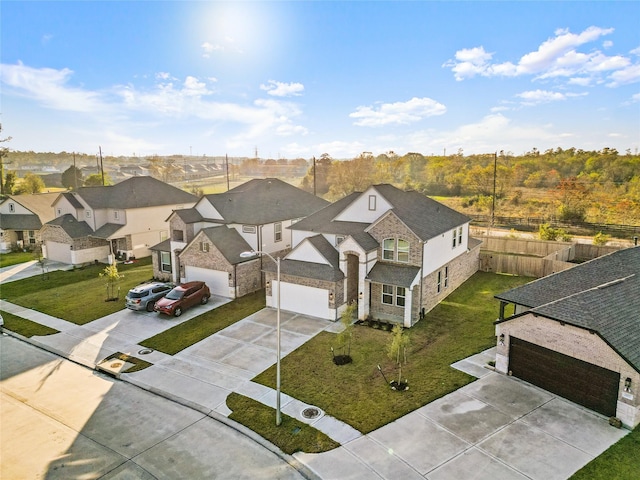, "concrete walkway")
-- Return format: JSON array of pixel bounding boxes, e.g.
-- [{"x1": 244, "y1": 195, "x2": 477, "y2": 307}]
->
[{"x1": 1, "y1": 283, "x2": 630, "y2": 479}]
